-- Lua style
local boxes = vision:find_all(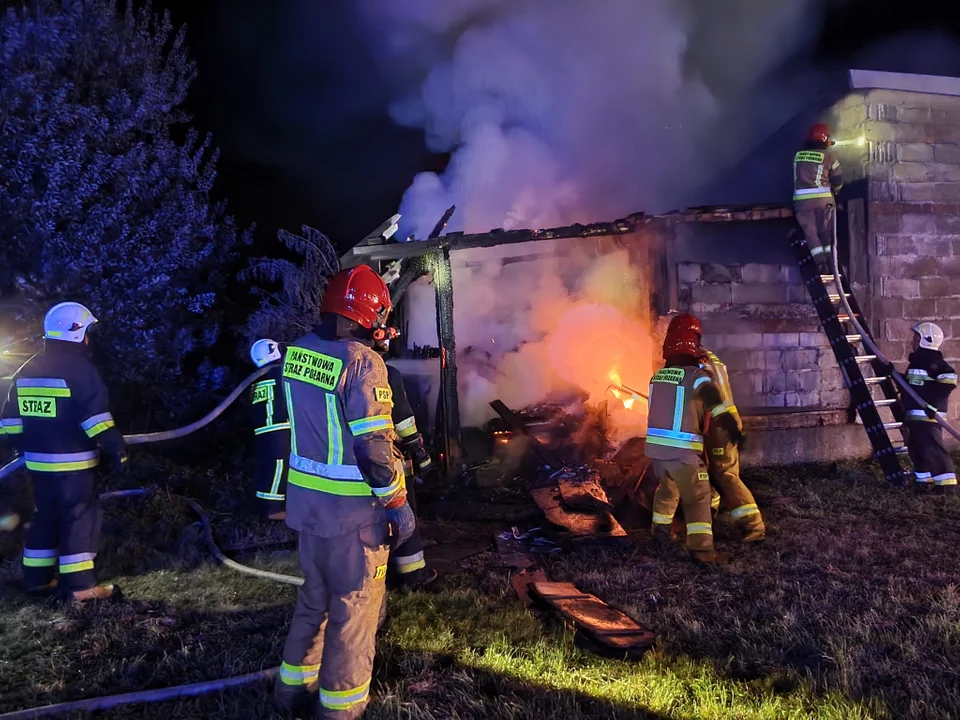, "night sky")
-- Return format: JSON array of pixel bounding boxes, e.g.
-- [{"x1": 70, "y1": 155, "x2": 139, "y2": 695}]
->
[{"x1": 156, "y1": 0, "x2": 960, "y2": 252}]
